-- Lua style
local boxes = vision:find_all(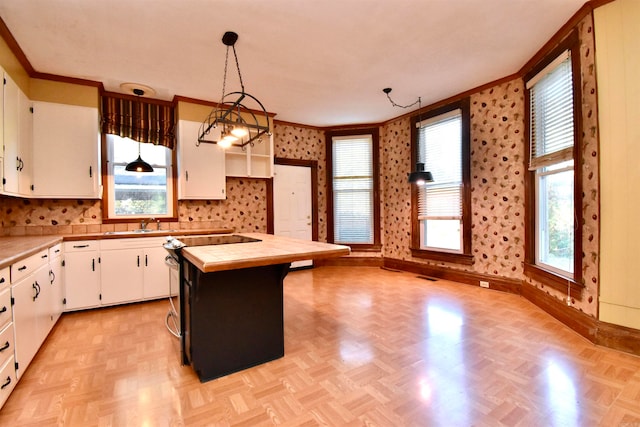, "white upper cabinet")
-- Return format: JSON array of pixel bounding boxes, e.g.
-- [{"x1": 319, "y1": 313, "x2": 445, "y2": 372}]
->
[
  {"x1": 2, "y1": 72, "x2": 31, "y2": 196},
  {"x1": 31, "y1": 101, "x2": 100, "y2": 198},
  {"x1": 224, "y1": 132, "x2": 274, "y2": 178},
  {"x1": 177, "y1": 119, "x2": 226, "y2": 200}
]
